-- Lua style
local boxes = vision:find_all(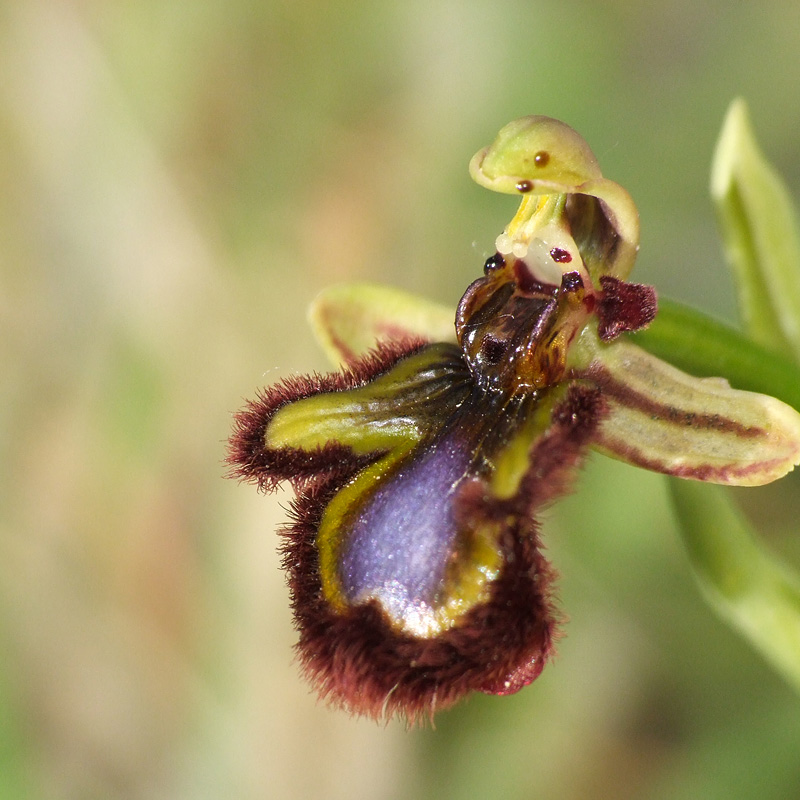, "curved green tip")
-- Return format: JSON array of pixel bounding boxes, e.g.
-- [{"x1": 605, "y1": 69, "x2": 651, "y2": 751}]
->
[{"x1": 469, "y1": 115, "x2": 603, "y2": 194}]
